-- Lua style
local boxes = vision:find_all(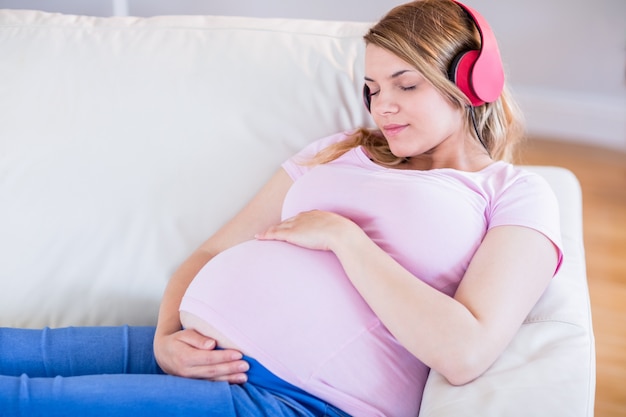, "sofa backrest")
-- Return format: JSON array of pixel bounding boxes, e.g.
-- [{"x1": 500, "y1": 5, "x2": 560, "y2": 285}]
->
[{"x1": 0, "y1": 11, "x2": 373, "y2": 327}]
